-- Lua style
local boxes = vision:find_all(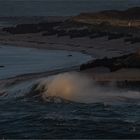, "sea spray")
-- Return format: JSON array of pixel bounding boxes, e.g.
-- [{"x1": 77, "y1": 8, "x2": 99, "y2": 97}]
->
[
  {"x1": 1, "y1": 72, "x2": 140, "y2": 103},
  {"x1": 36, "y1": 72, "x2": 94, "y2": 103},
  {"x1": 34, "y1": 72, "x2": 140, "y2": 104}
]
